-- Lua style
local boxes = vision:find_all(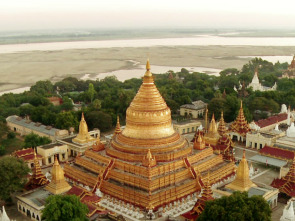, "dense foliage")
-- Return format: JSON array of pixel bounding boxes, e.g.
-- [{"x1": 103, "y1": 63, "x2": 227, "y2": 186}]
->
[
  {"x1": 0, "y1": 156, "x2": 30, "y2": 202},
  {"x1": 42, "y1": 195, "x2": 89, "y2": 221},
  {"x1": 0, "y1": 57, "x2": 293, "y2": 133},
  {"x1": 198, "y1": 191, "x2": 271, "y2": 221},
  {"x1": 23, "y1": 133, "x2": 51, "y2": 148}
]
